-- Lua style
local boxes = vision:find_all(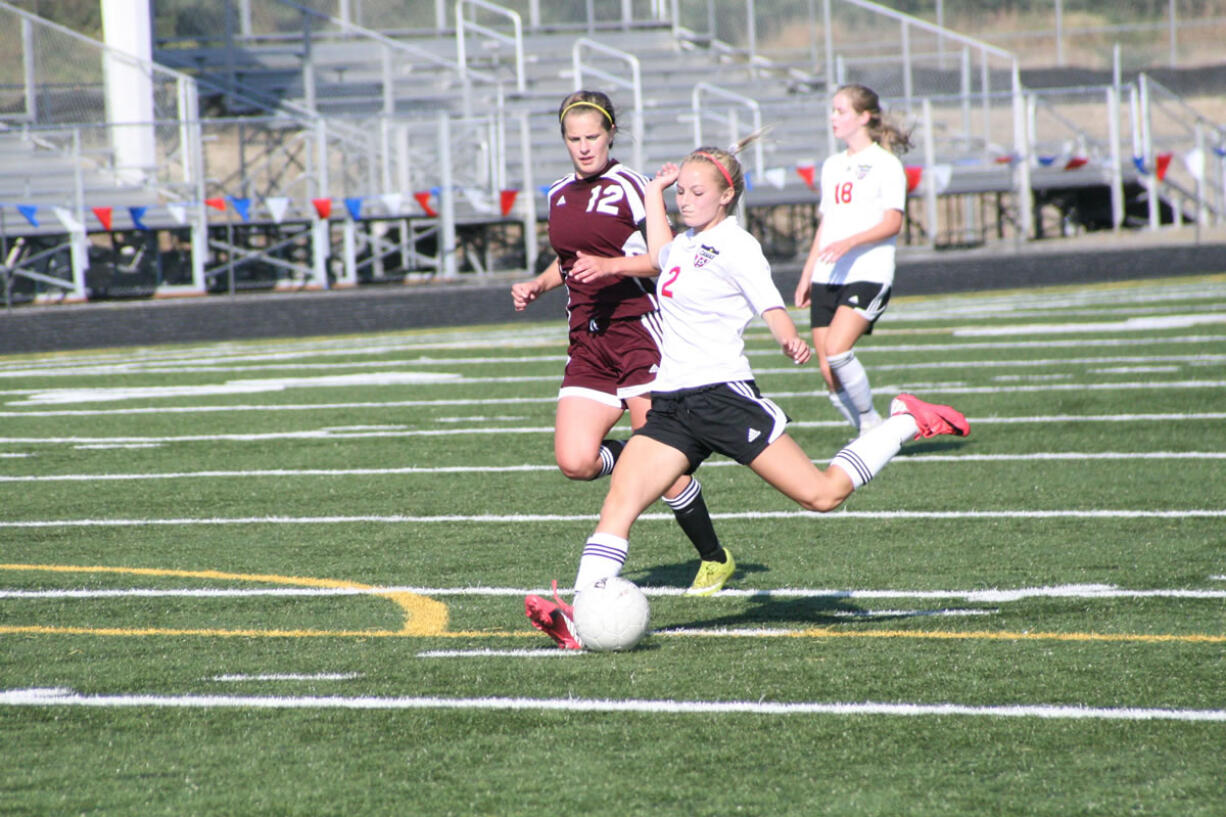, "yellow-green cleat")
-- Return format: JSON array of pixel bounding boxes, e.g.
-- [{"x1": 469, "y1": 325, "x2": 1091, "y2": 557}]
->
[{"x1": 685, "y1": 549, "x2": 736, "y2": 596}]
